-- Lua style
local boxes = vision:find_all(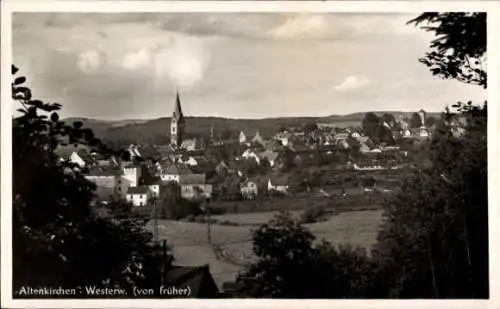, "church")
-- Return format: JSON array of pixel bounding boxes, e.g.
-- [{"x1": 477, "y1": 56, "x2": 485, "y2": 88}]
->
[
  {"x1": 170, "y1": 91, "x2": 185, "y2": 147},
  {"x1": 170, "y1": 91, "x2": 207, "y2": 151}
]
